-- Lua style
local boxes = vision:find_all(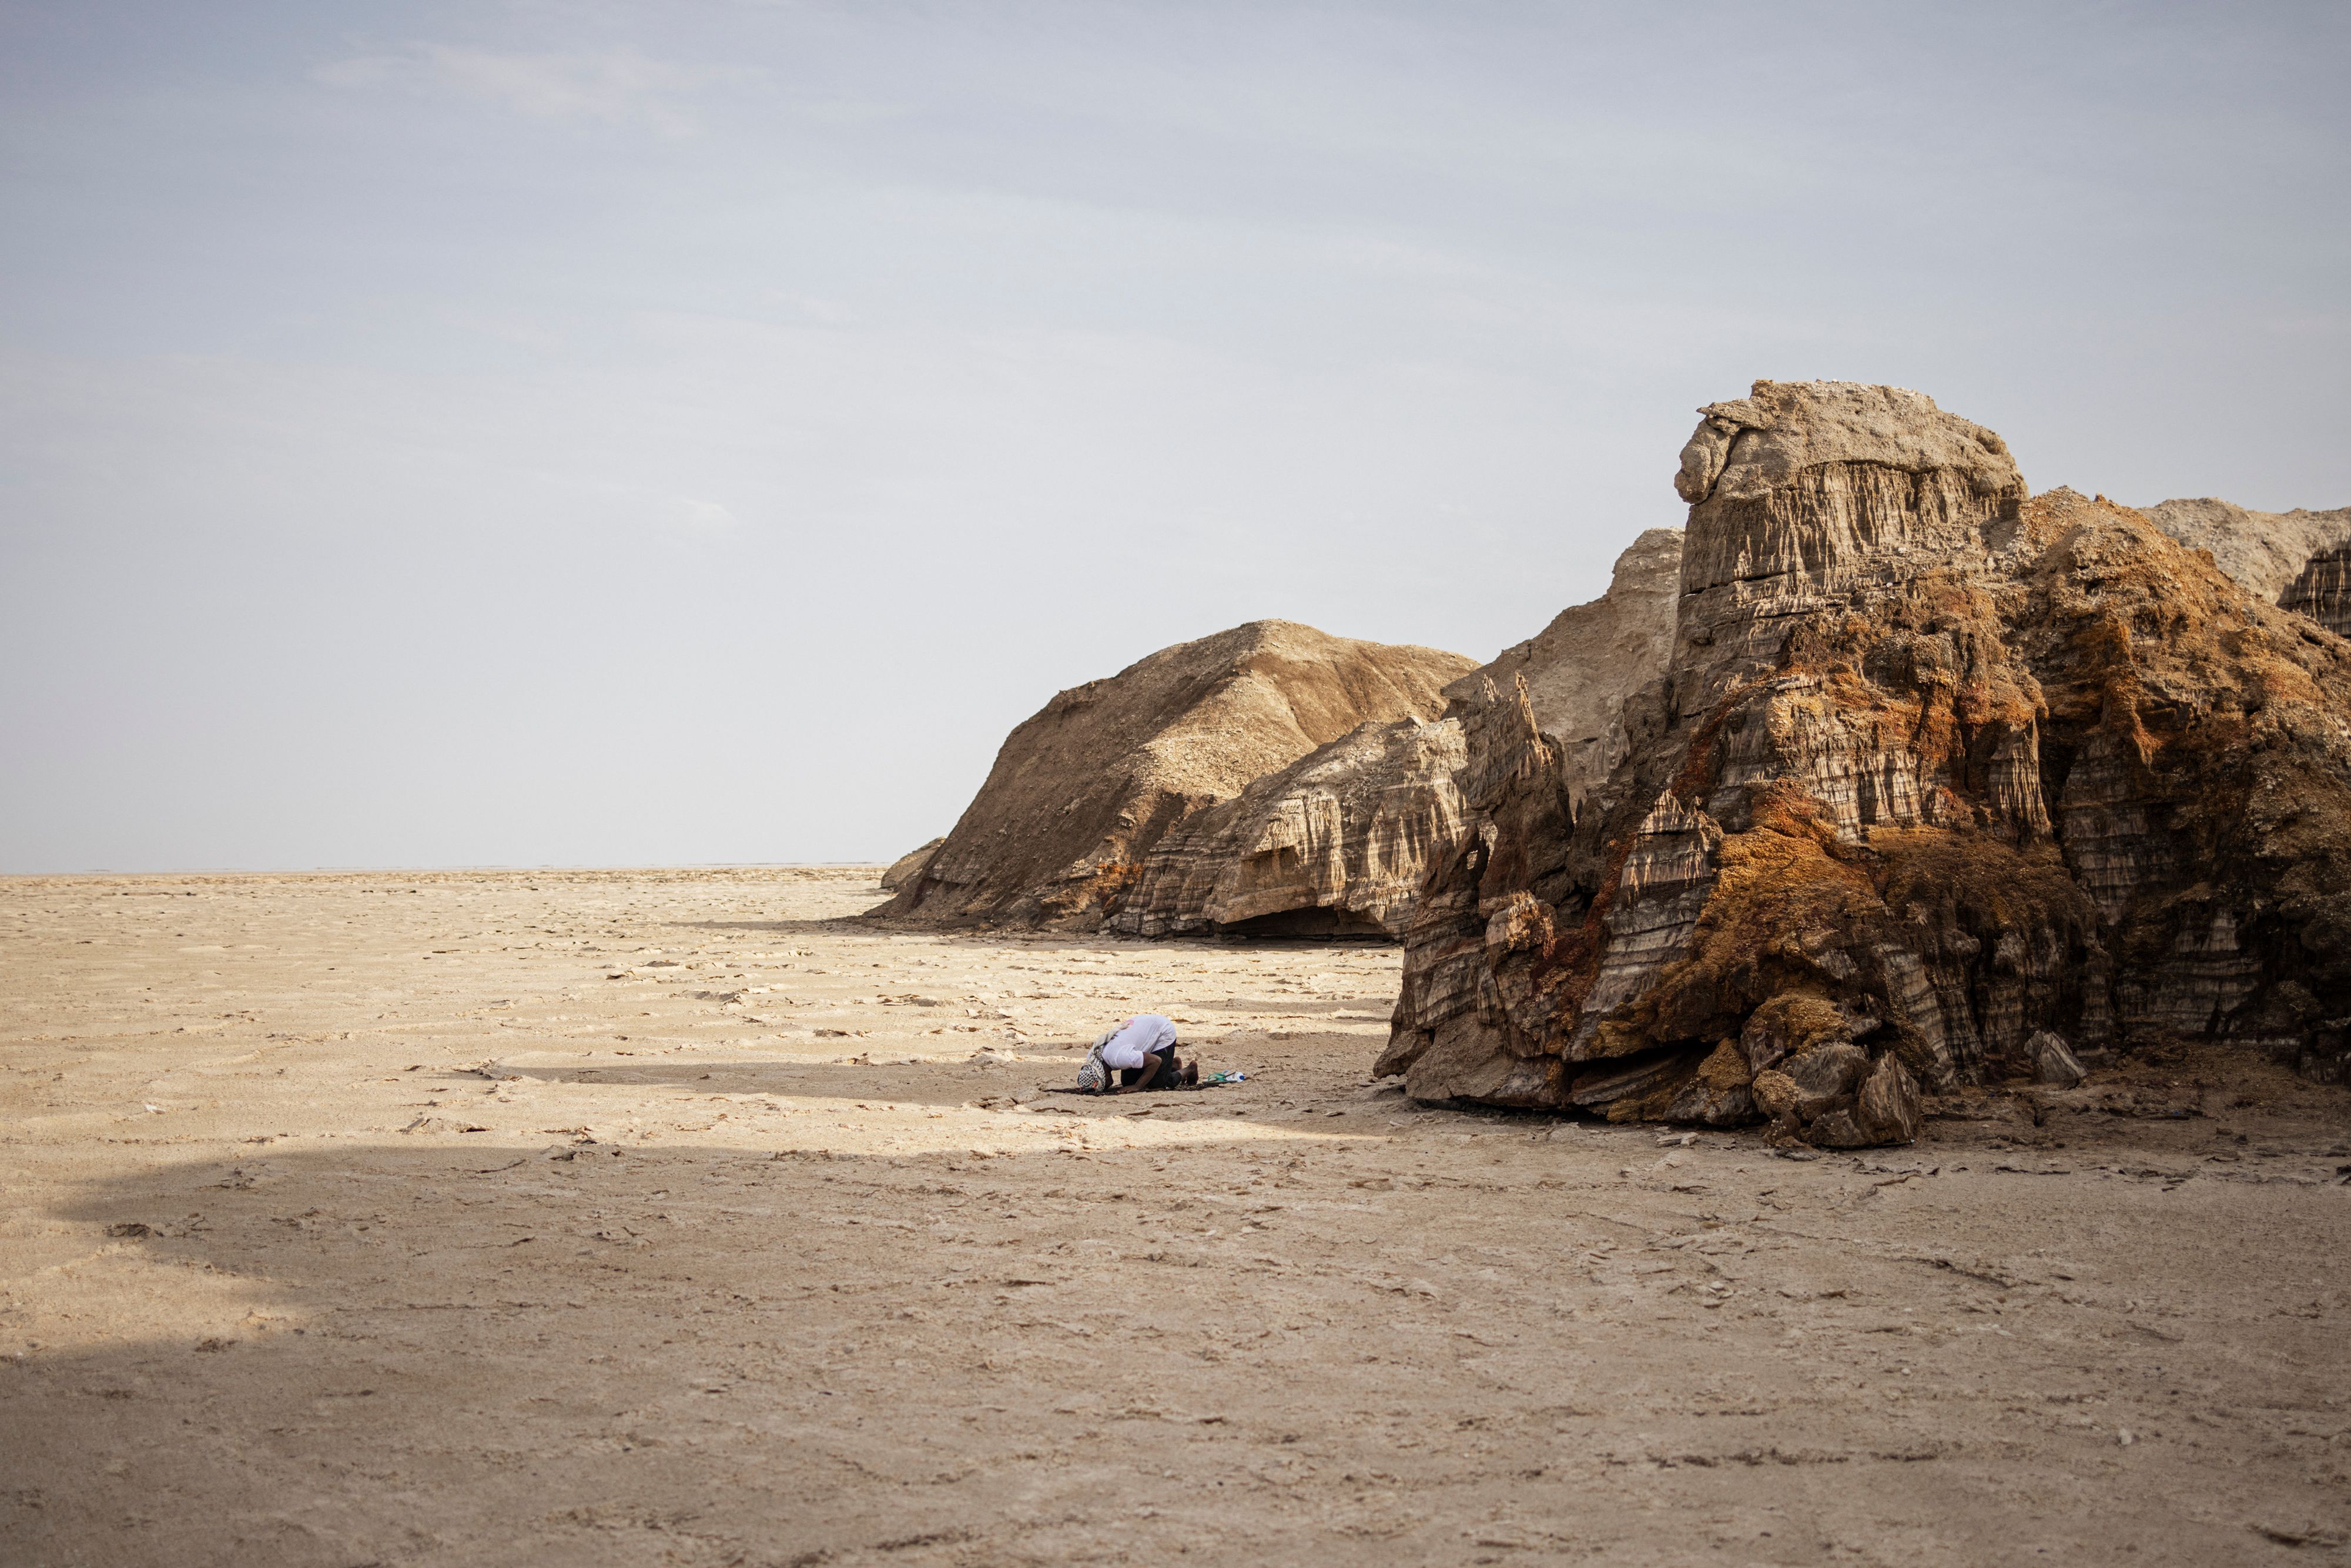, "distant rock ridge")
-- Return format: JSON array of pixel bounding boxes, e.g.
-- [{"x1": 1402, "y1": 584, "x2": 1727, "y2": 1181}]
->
[
  {"x1": 1110, "y1": 529, "x2": 1685, "y2": 940},
  {"x1": 2139, "y1": 497, "x2": 2351, "y2": 631},
  {"x1": 1381, "y1": 380, "x2": 2351, "y2": 1148},
  {"x1": 880, "y1": 838, "x2": 944, "y2": 892},
  {"x1": 878, "y1": 621, "x2": 1475, "y2": 929}
]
